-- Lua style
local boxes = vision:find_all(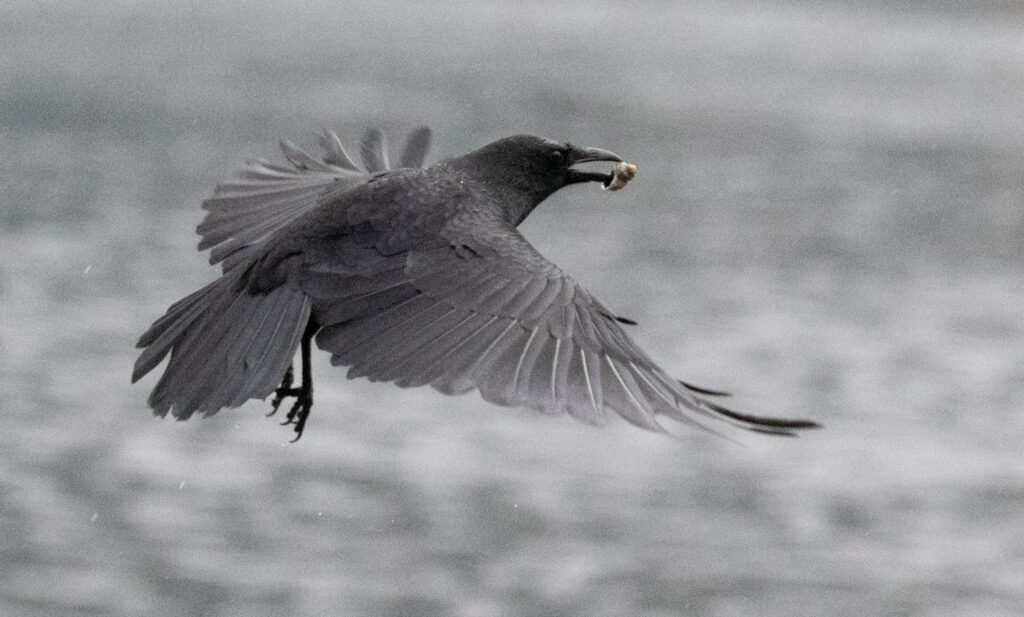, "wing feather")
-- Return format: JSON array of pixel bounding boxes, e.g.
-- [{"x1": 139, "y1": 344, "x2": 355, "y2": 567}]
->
[
  {"x1": 307, "y1": 221, "x2": 817, "y2": 436},
  {"x1": 432, "y1": 316, "x2": 513, "y2": 395},
  {"x1": 398, "y1": 313, "x2": 498, "y2": 389},
  {"x1": 570, "y1": 348, "x2": 606, "y2": 425},
  {"x1": 318, "y1": 130, "x2": 361, "y2": 171},
  {"x1": 398, "y1": 126, "x2": 432, "y2": 169},
  {"x1": 199, "y1": 155, "x2": 365, "y2": 271},
  {"x1": 475, "y1": 323, "x2": 534, "y2": 406},
  {"x1": 360, "y1": 127, "x2": 391, "y2": 172},
  {"x1": 353, "y1": 307, "x2": 465, "y2": 381},
  {"x1": 196, "y1": 128, "x2": 431, "y2": 273},
  {"x1": 603, "y1": 355, "x2": 665, "y2": 432}
]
